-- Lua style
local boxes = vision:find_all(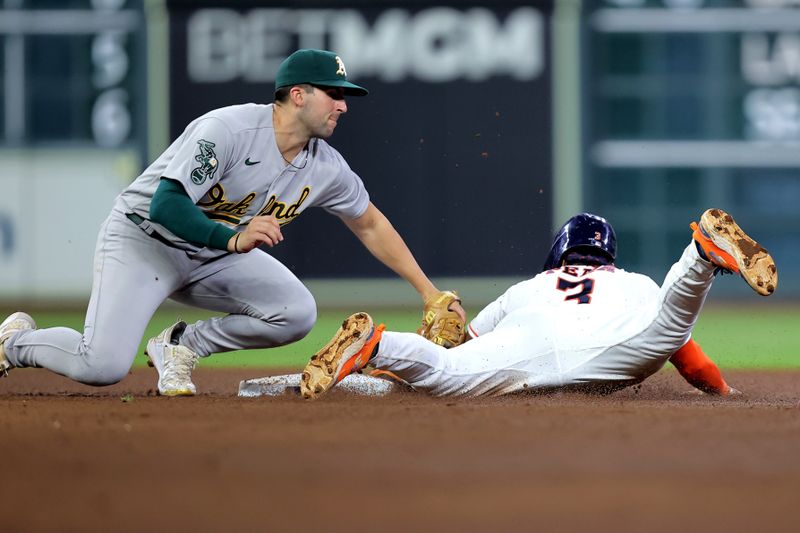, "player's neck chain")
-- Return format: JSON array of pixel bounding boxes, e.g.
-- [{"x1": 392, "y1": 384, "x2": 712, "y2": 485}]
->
[{"x1": 282, "y1": 148, "x2": 309, "y2": 170}]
